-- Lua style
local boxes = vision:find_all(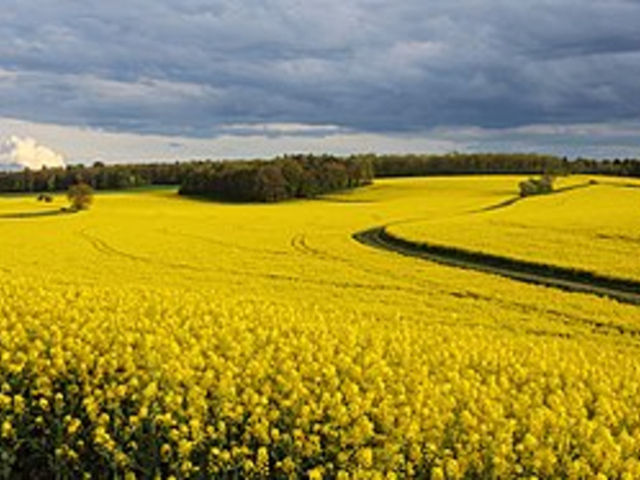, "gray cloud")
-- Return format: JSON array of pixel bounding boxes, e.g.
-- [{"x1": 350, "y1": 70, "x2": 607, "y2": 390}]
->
[{"x1": 1, "y1": 0, "x2": 640, "y2": 139}]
